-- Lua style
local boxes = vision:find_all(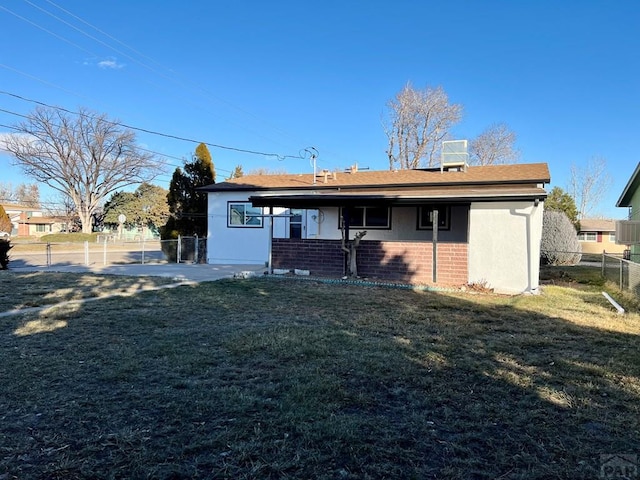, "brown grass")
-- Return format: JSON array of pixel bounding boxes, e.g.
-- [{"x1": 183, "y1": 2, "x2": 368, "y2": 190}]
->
[{"x1": 0, "y1": 270, "x2": 639, "y2": 479}]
